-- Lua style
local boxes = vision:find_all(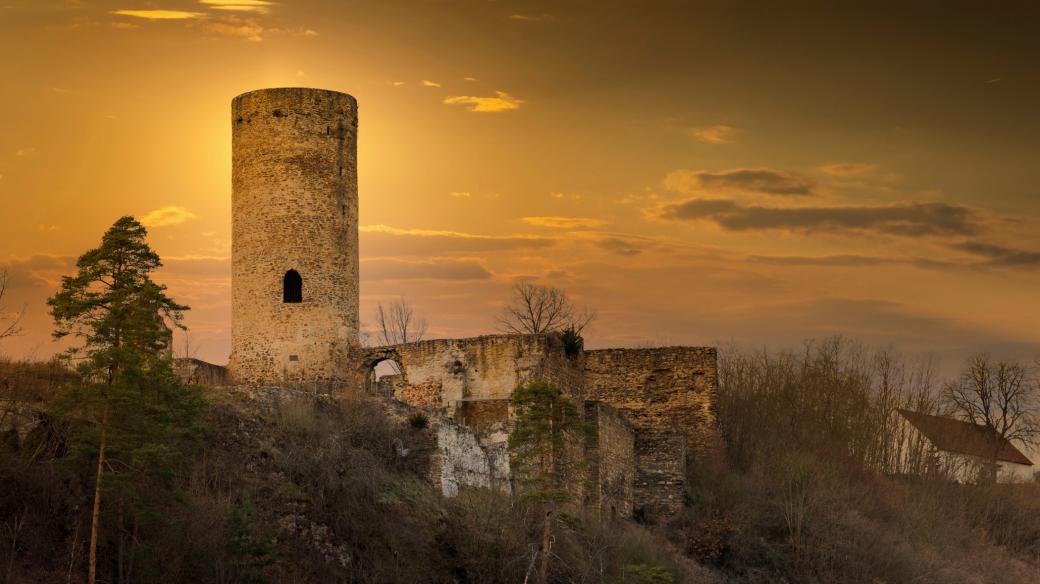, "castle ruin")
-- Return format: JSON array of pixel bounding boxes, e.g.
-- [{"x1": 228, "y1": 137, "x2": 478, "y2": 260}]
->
[{"x1": 193, "y1": 87, "x2": 720, "y2": 520}]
